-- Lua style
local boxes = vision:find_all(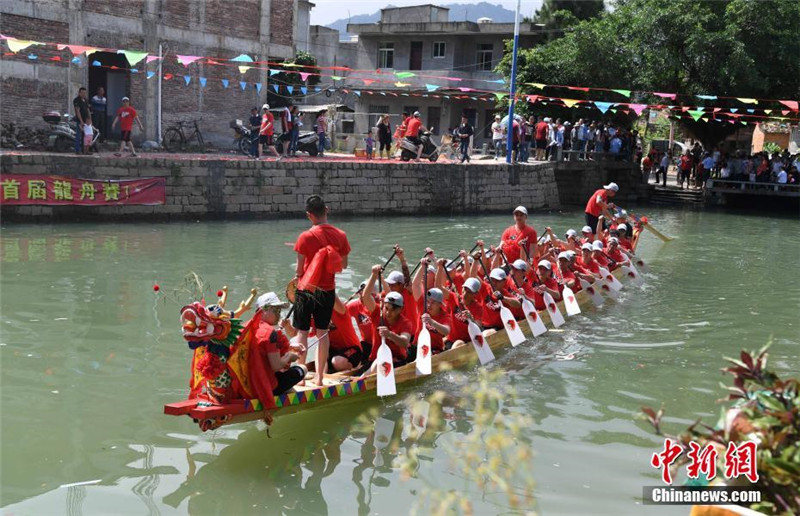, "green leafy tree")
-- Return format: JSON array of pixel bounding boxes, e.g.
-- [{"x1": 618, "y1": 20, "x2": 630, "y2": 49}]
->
[{"x1": 500, "y1": 0, "x2": 800, "y2": 147}]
